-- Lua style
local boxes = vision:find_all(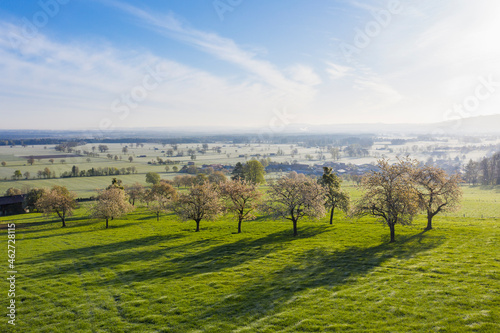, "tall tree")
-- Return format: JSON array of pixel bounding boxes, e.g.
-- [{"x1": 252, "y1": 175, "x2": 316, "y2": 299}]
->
[
  {"x1": 172, "y1": 182, "x2": 223, "y2": 232},
  {"x1": 464, "y1": 159, "x2": 479, "y2": 185},
  {"x1": 208, "y1": 171, "x2": 227, "y2": 185},
  {"x1": 98, "y1": 144, "x2": 109, "y2": 153},
  {"x1": 480, "y1": 158, "x2": 490, "y2": 185},
  {"x1": 243, "y1": 160, "x2": 266, "y2": 184},
  {"x1": 173, "y1": 175, "x2": 183, "y2": 188},
  {"x1": 352, "y1": 158, "x2": 420, "y2": 243},
  {"x1": 5, "y1": 188, "x2": 22, "y2": 196},
  {"x1": 107, "y1": 178, "x2": 124, "y2": 190},
  {"x1": 193, "y1": 173, "x2": 209, "y2": 185},
  {"x1": 91, "y1": 187, "x2": 134, "y2": 228},
  {"x1": 181, "y1": 175, "x2": 194, "y2": 188},
  {"x1": 231, "y1": 162, "x2": 245, "y2": 180},
  {"x1": 263, "y1": 173, "x2": 326, "y2": 236},
  {"x1": 413, "y1": 165, "x2": 463, "y2": 230},
  {"x1": 145, "y1": 172, "x2": 161, "y2": 185},
  {"x1": 144, "y1": 183, "x2": 177, "y2": 221},
  {"x1": 23, "y1": 188, "x2": 45, "y2": 212},
  {"x1": 125, "y1": 182, "x2": 144, "y2": 206},
  {"x1": 36, "y1": 186, "x2": 77, "y2": 227},
  {"x1": 318, "y1": 167, "x2": 350, "y2": 224},
  {"x1": 221, "y1": 179, "x2": 263, "y2": 233},
  {"x1": 71, "y1": 165, "x2": 79, "y2": 177},
  {"x1": 13, "y1": 170, "x2": 22, "y2": 180}
]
